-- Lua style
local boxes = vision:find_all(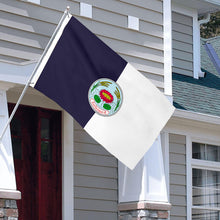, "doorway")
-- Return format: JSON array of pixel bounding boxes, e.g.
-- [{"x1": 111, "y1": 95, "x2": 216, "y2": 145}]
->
[{"x1": 9, "y1": 104, "x2": 62, "y2": 220}]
